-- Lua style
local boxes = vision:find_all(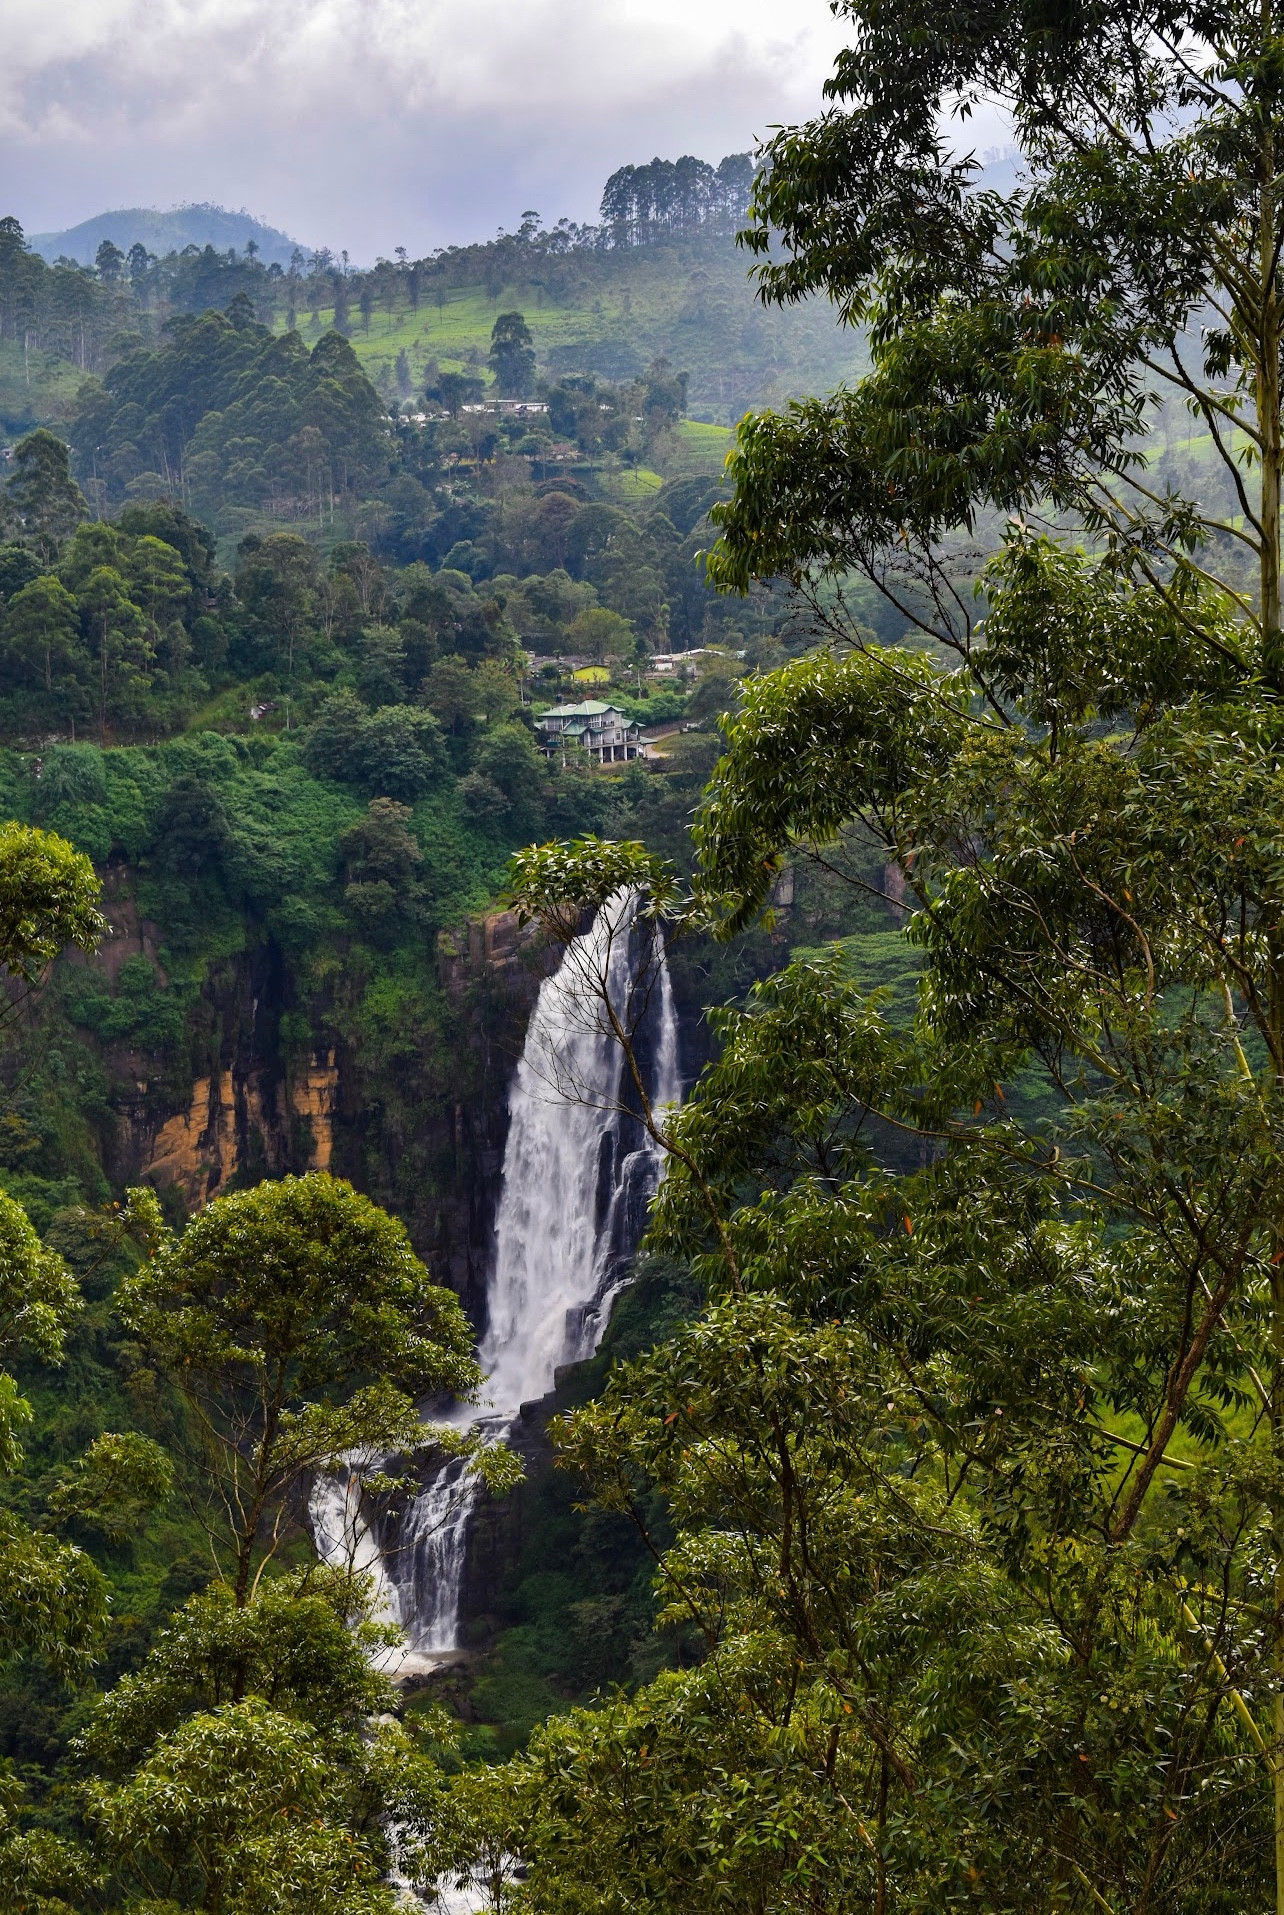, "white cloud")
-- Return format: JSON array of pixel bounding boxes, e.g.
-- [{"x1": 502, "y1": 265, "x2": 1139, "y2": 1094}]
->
[{"x1": 0, "y1": 0, "x2": 852, "y2": 256}]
